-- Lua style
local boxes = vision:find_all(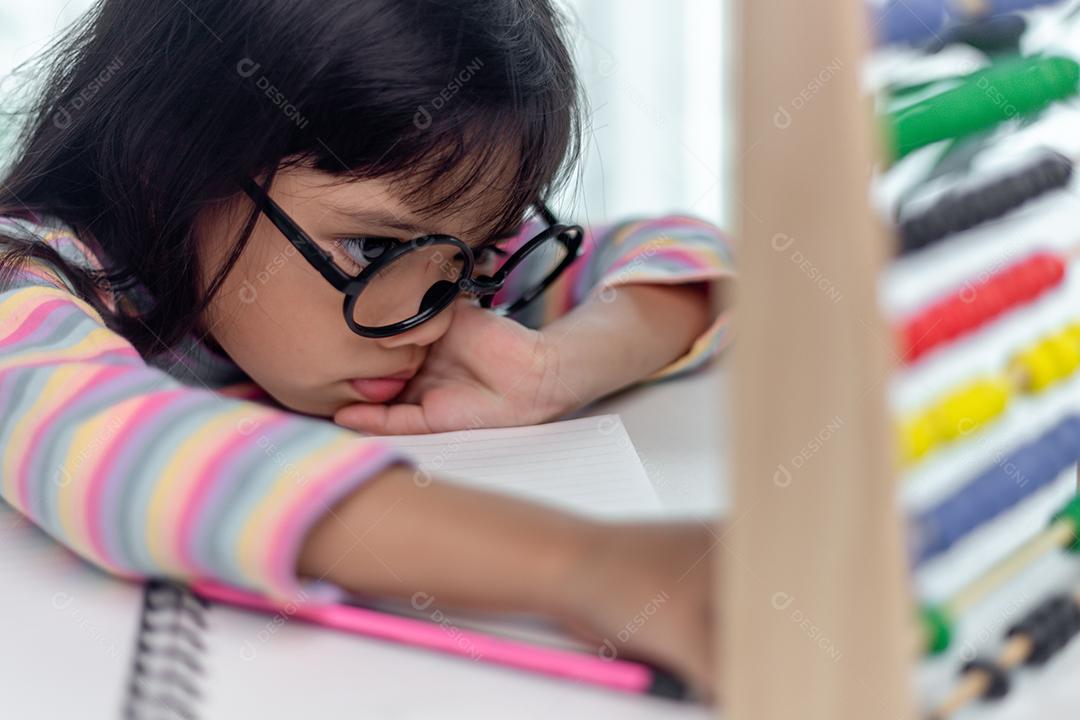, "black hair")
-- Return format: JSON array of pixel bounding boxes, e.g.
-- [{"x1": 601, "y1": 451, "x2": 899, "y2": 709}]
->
[{"x1": 0, "y1": 0, "x2": 582, "y2": 358}]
